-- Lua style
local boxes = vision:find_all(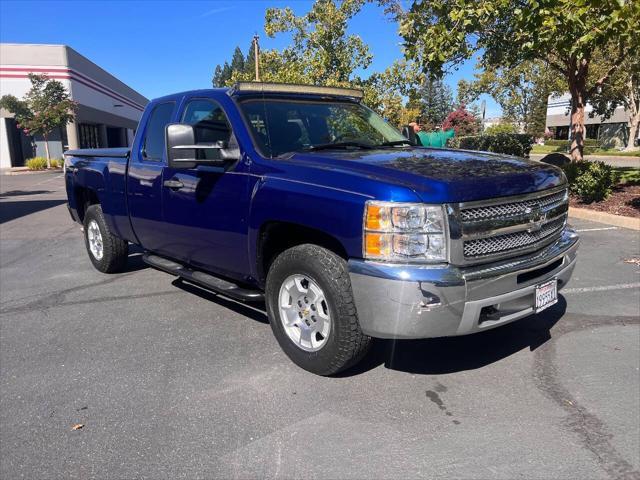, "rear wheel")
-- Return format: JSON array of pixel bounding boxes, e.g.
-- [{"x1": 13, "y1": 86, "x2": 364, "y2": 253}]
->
[
  {"x1": 83, "y1": 205, "x2": 128, "y2": 273},
  {"x1": 265, "y1": 244, "x2": 371, "y2": 375}
]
